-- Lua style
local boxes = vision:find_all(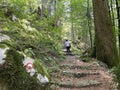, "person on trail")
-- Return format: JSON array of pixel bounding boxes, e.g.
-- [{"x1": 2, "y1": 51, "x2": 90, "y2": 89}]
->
[{"x1": 65, "y1": 39, "x2": 71, "y2": 53}]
